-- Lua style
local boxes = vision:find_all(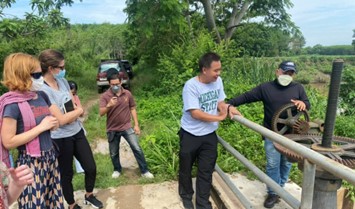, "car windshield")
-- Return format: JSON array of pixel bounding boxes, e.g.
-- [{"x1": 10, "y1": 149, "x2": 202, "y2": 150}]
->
[{"x1": 100, "y1": 63, "x2": 120, "y2": 73}]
